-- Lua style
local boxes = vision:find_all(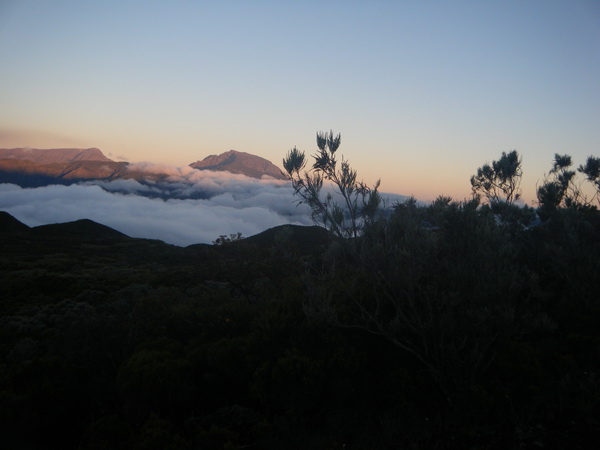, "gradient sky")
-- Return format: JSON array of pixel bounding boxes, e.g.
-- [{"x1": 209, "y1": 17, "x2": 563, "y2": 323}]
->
[{"x1": 1, "y1": 0, "x2": 599, "y2": 203}]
